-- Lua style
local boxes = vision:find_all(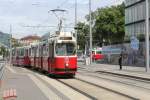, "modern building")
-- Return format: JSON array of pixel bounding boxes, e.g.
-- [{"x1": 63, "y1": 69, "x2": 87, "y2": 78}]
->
[
  {"x1": 124, "y1": 0, "x2": 149, "y2": 66},
  {"x1": 125, "y1": 0, "x2": 148, "y2": 39}
]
